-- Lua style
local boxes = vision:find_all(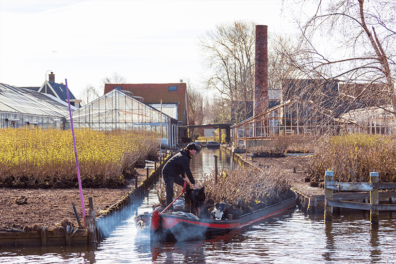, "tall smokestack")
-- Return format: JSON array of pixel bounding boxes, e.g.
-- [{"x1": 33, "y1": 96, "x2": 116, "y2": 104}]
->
[{"x1": 254, "y1": 25, "x2": 268, "y2": 117}]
